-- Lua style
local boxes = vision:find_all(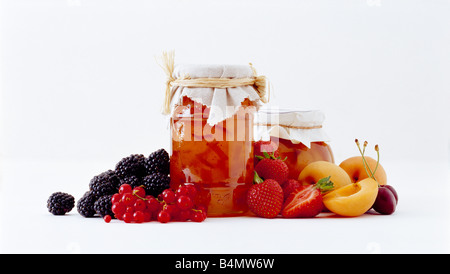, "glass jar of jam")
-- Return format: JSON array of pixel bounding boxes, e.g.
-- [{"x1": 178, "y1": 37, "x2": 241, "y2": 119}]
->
[
  {"x1": 254, "y1": 109, "x2": 334, "y2": 180},
  {"x1": 166, "y1": 64, "x2": 267, "y2": 217}
]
